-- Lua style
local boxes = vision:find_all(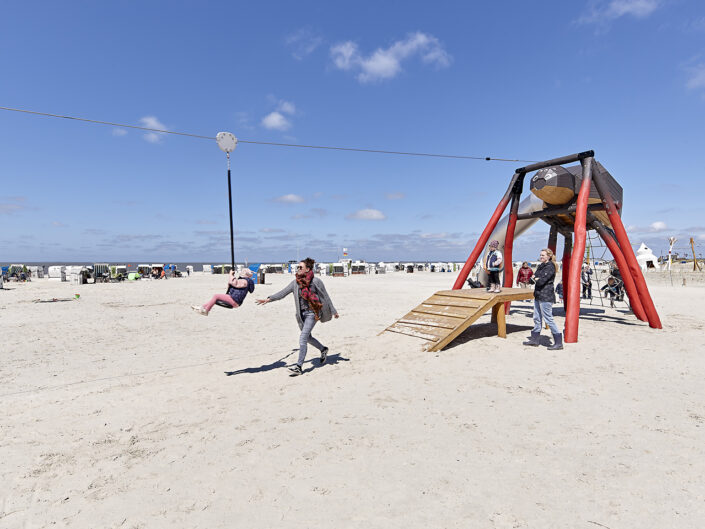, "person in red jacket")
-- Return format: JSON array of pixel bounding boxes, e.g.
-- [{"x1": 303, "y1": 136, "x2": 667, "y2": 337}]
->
[{"x1": 516, "y1": 261, "x2": 533, "y2": 288}]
